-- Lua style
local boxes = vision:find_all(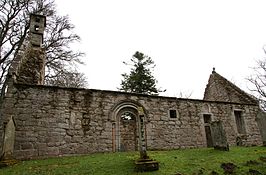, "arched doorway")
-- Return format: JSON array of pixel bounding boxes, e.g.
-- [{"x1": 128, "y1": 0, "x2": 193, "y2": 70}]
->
[
  {"x1": 117, "y1": 107, "x2": 138, "y2": 151},
  {"x1": 111, "y1": 101, "x2": 146, "y2": 152}
]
